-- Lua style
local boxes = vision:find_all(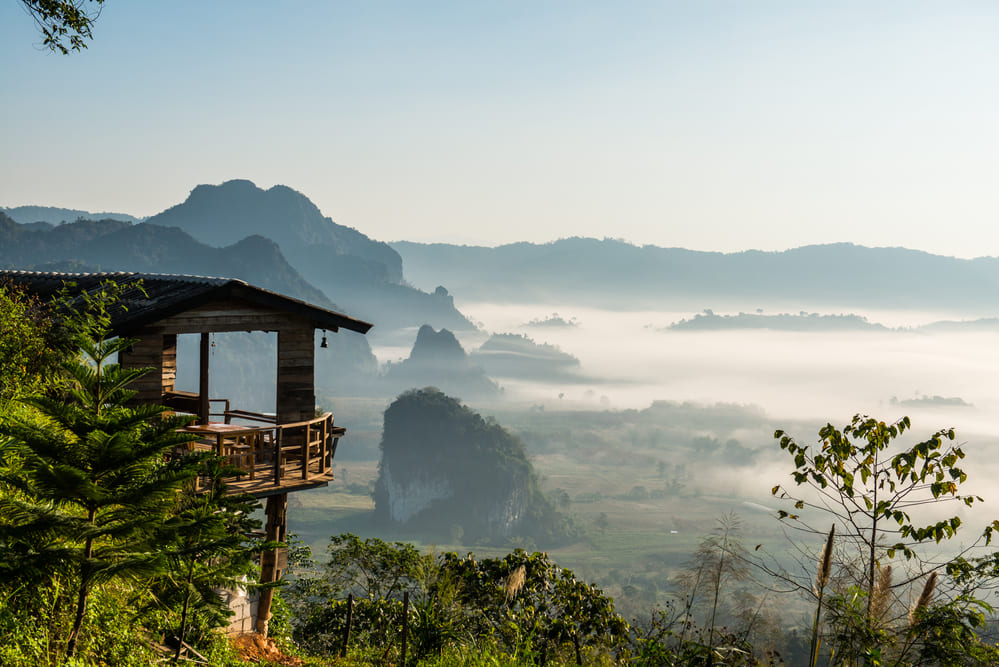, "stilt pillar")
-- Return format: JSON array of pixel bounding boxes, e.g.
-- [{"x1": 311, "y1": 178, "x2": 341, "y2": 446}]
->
[{"x1": 255, "y1": 492, "x2": 288, "y2": 636}]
